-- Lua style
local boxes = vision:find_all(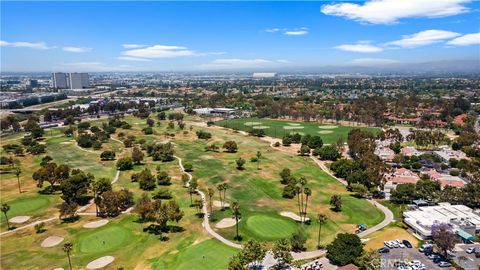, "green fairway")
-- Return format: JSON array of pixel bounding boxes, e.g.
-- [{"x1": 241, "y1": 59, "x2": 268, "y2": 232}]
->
[
  {"x1": 0, "y1": 196, "x2": 51, "y2": 222},
  {"x1": 152, "y1": 239, "x2": 239, "y2": 270},
  {"x1": 78, "y1": 225, "x2": 132, "y2": 253},
  {"x1": 216, "y1": 118, "x2": 380, "y2": 144},
  {"x1": 245, "y1": 215, "x2": 297, "y2": 239}
]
